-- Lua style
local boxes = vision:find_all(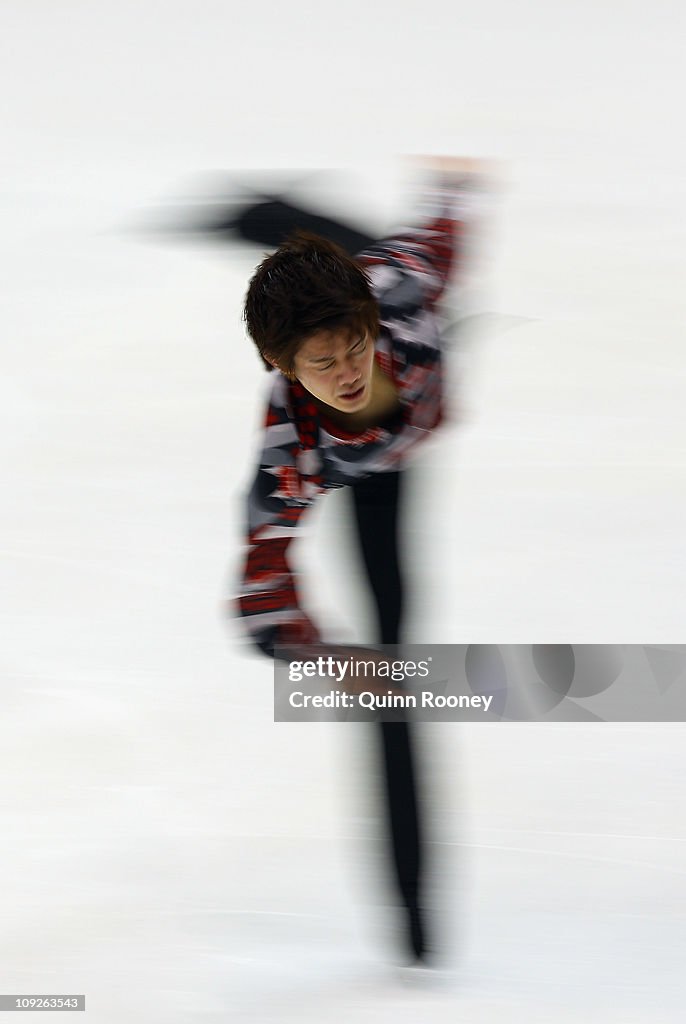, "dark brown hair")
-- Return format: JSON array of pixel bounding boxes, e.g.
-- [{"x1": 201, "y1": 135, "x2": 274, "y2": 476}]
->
[{"x1": 243, "y1": 231, "x2": 380, "y2": 375}]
